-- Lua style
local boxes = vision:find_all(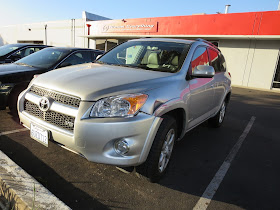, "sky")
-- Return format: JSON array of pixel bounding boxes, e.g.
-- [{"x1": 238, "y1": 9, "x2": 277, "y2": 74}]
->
[{"x1": 0, "y1": 0, "x2": 279, "y2": 27}]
